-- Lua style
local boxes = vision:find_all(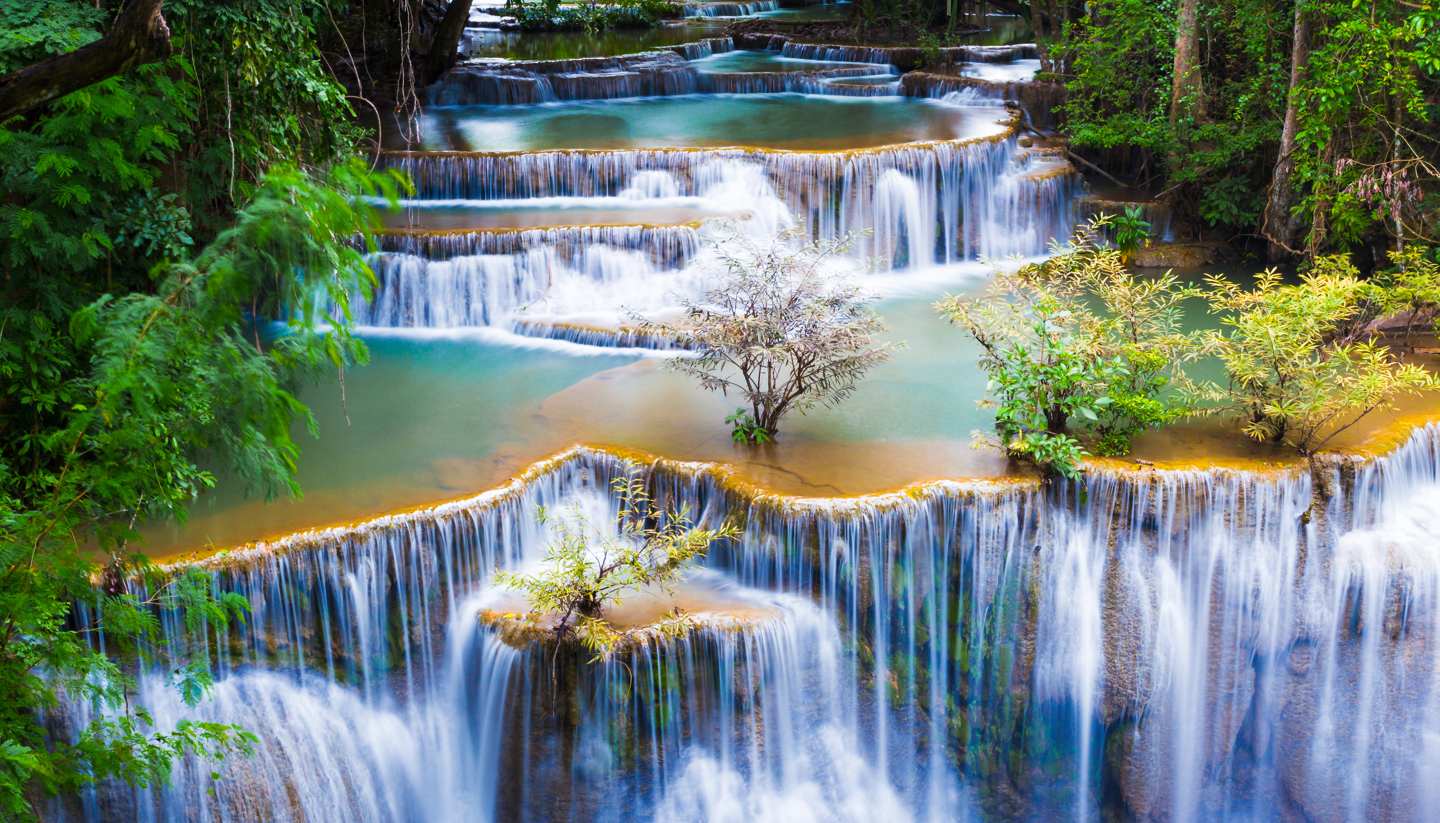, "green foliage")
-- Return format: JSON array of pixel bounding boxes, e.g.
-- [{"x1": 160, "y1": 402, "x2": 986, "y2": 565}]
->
[
  {"x1": 1059, "y1": 0, "x2": 1300, "y2": 232},
  {"x1": 725, "y1": 408, "x2": 773, "y2": 445},
  {"x1": 641, "y1": 232, "x2": 895, "y2": 440},
  {"x1": 937, "y1": 218, "x2": 1197, "y2": 476},
  {"x1": 1189, "y1": 255, "x2": 1439, "y2": 452},
  {"x1": 1363, "y1": 246, "x2": 1440, "y2": 342},
  {"x1": 0, "y1": 0, "x2": 106, "y2": 74},
  {"x1": 496, "y1": 469, "x2": 739, "y2": 659},
  {"x1": 165, "y1": 0, "x2": 366, "y2": 221},
  {"x1": 1060, "y1": 0, "x2": 1177, "y2": 154},
  {"x1": 0, "y1": 2, "x2": 412, "y2": 815},
  {"x1": 1292, "y1": 0, "x2": 1440, "y2": 251},
  {"x1": 0, "y1": 162, "x2": 400, "y2": 816},
  {"x1": 1108, "y1": 206, "x2": 1152, "y2": 258},
  {"x1": 1058, "y1": 0, "x2": 1438, "y2": 246},
  {"x1": 503, "y1": 0, "x2": 678, "y2": 33}
]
